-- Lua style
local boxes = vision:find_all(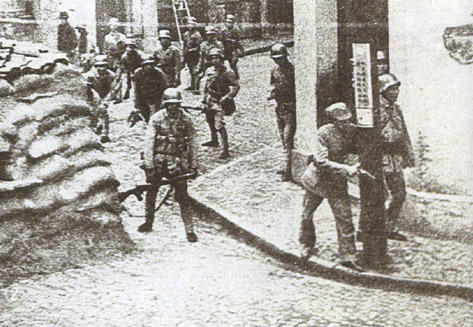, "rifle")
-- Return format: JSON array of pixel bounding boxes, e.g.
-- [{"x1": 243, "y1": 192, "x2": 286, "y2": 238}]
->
[
  {"x1": 307, "y1": 155, "x2": 375, "y2": 180},
  {"x1": 118, "y1": 170, "x2": 197, "y2": 202},
  {"x1": 180, "y1": 105, "x2": 207, "y2": 114}
]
